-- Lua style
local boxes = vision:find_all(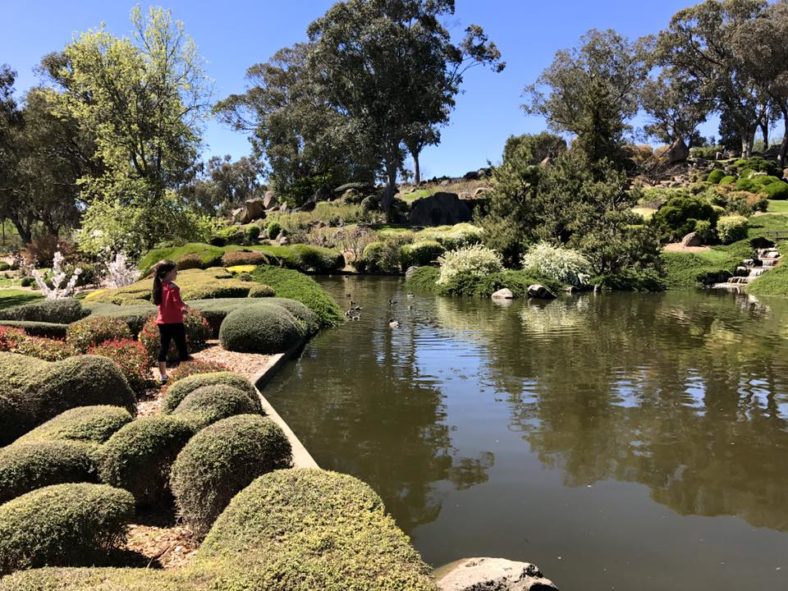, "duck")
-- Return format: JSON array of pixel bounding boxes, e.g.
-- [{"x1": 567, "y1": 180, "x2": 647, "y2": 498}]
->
[
  {"x1": 388, "y1": 298, "x2": 398, "y2": 306},
  {"x1": 388, "y1": 319, "x2": 400, "y2": 328},
  {"x1": 406, "y1": 293, "x2": 415, "y2": 299}
]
